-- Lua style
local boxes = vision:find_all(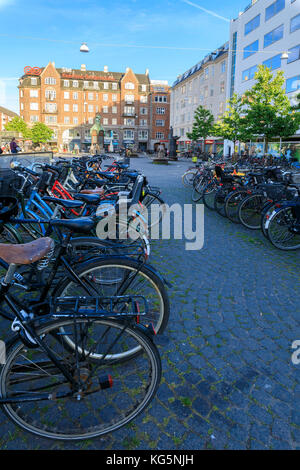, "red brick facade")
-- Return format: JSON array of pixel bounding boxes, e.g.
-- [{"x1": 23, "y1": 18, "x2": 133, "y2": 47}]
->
[{"x1": 149, "y1": 81, "x2": 171, "y2": 151}]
